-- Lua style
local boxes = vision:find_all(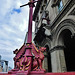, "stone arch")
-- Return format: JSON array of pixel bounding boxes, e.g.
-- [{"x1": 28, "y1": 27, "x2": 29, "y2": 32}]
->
[
  {"x1": 54, "y1": 19, "x2": 75, "y2": 46},
  {"x1": 54, "y1": 19, "x2": 75, "y2": 71}
]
